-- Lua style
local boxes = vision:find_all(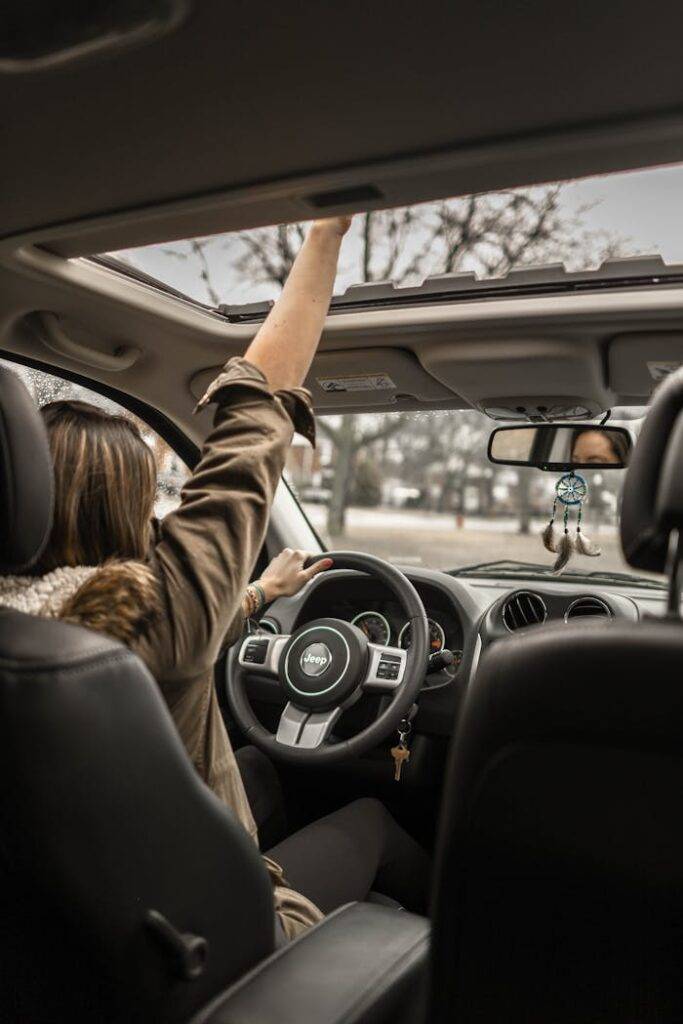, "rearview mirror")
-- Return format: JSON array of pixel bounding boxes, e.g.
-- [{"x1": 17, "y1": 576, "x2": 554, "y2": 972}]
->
[{"x1": 488, "y1": 424, "x2": 632, "y2": 471}]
